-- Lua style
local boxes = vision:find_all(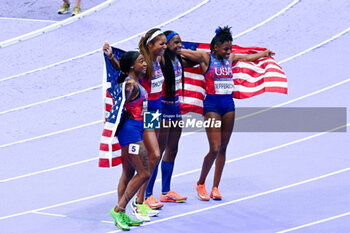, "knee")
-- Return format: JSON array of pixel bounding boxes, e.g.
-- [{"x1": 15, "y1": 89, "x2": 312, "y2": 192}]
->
[
  {"x1": 167, "y1": 147, "x2": 178, "y2": 158},
  {"x1": 149, "y1": 150, "x2": 161, "y2": 164},
  {"x1": 140, "y1": 170, "x2": 151, "y2": 182},
  {"x1": 219, "y1": 144, "x2": 228, "y2": 154},
  {"x1": 209, "y1": 145, "x2": 220, "y2": 156}
]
